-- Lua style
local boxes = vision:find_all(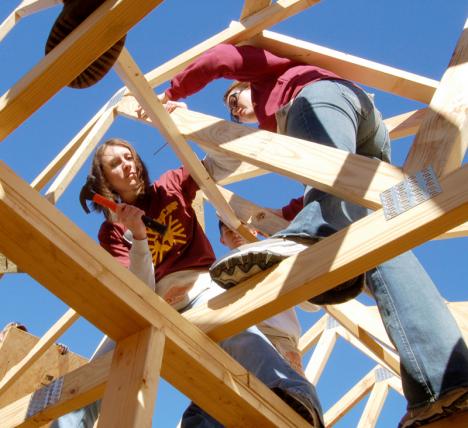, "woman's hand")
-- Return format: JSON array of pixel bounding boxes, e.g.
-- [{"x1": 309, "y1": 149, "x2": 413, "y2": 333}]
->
[
  {"x1": 115, "y1": 203, "x2": 147, "y2": 240},
  {"x1": 135, "y1": 93, "x2": 187, "y2": 119}
]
